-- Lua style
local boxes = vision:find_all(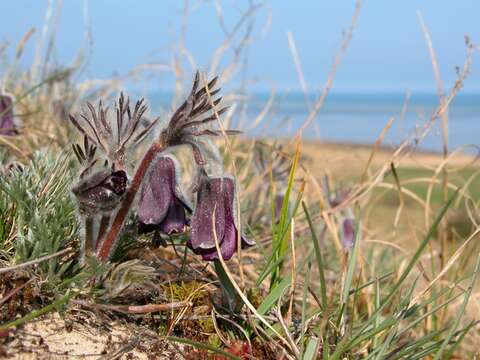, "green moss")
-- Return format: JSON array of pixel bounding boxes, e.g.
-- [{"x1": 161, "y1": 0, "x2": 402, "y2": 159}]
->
[
  {"x1": 208, "y1": 334, "x2": 221, "y2": 348},
  {"x1": 198, "y1": 318, "x2": 215, "y2": 333},
  {"x1": 162, "y1": 281, "x2": 208, "y2": 306}
]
